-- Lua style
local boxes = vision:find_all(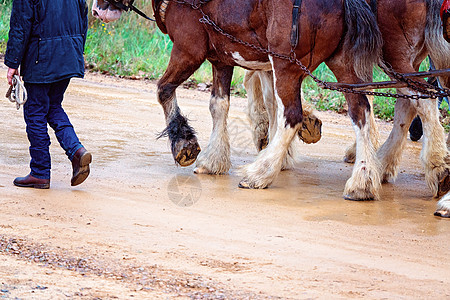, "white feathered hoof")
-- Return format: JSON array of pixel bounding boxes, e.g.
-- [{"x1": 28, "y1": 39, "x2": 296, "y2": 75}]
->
[
  {"x1": 238, "y1": 177, "x2": 269, "y2": 189},
  {"x1": 343, "y1": 190, "x2": 376, "y2": 201},
  {"x1": 435, "y1": 194, "x2": 450, "y2": 218},
  {"x1": 343, "y1": 158, "x2": 381, "y2": 200},
  {"x1": 343, "y1": 174, "x2": 379, "y2": 201},
  {"x1": 238, "y1": 159, "x2": 279, "y2": 189},
  {"x1": 193, "y1": 153, "x2": 231, "y2": 175},
  {"x1": 193, "y1": 166, "x2": 211, "y2": 174}
]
